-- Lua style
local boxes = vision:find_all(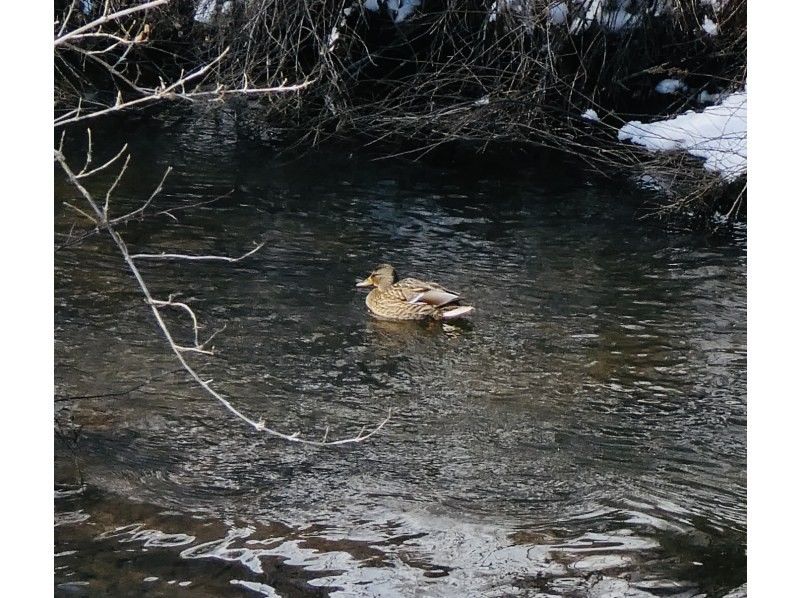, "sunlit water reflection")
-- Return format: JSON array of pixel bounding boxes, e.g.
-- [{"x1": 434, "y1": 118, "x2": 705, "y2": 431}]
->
[{"x1": 55, "y1": 108, "x2": 745, "y2": 596}]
